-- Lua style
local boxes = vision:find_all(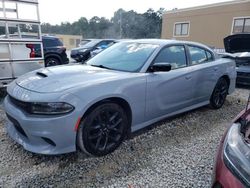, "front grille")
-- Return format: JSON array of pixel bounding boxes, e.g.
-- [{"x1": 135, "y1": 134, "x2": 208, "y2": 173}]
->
[
  {"x1": 236, "y1": 58, "x2": 250, "y2": 67},
  {"x1": 237, "y1": 72, "x2": 250, "y2": 85},
  {"x1": 8, "y1": 95, "x2": 31, "y2": 113},
  {"x1": 6, "y1": 113, "x2": 28, "y2": 138},
  {"x1": 237, "y1": 72, "x2": 250, "y2": 77}
]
